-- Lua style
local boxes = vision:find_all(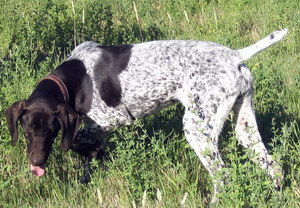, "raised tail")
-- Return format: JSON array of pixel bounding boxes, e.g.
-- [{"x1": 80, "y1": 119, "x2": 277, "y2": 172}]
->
[{"x1": 237, "y1": 28, "x2": 288, "y2": 63}]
